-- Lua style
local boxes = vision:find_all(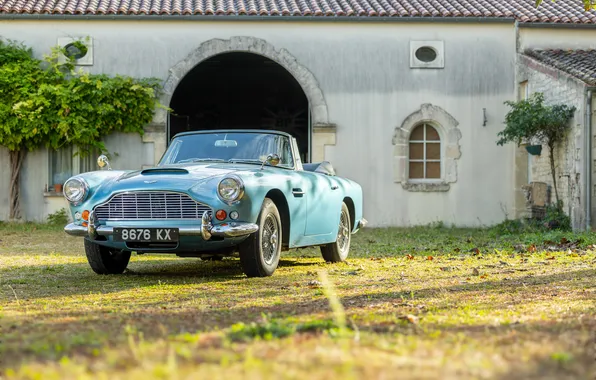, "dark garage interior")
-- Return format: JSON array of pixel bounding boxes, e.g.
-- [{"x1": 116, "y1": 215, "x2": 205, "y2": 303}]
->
[{"x1": 169, "y1": 52, "x2": 311, "y2": 163}]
